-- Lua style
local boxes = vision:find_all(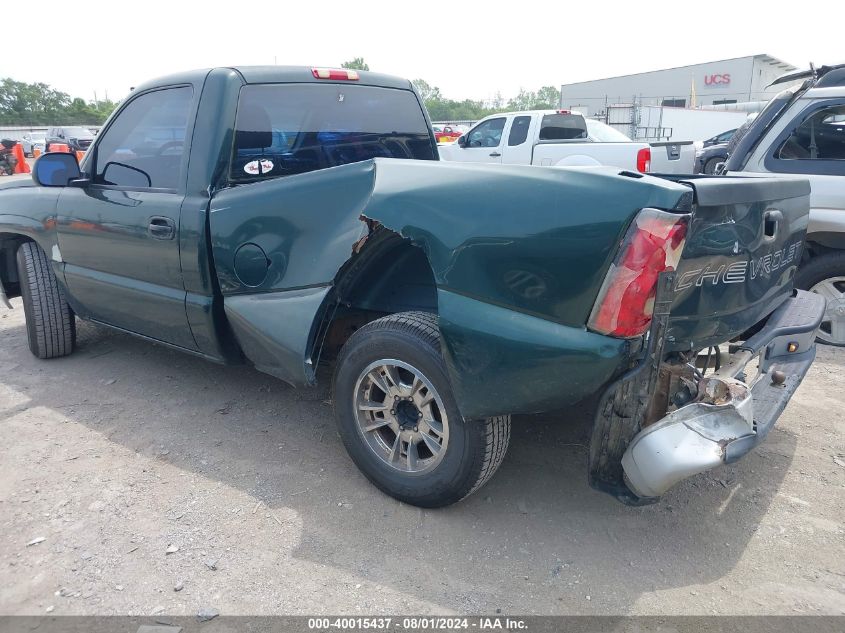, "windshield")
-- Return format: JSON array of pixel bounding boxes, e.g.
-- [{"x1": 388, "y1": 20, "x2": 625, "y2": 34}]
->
[
  {"x1": 586, "y1": 119, "x2": 633, "y2": 142},
  {"x1": 30, "y1": 132, "x2": 46, "y2": 141},
  {"x1": 231, "y1": 83, "x2": 435, "y2": 182},
  {"x1": 64, "y1": 127, "x2": 94, "y2": 138}
]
